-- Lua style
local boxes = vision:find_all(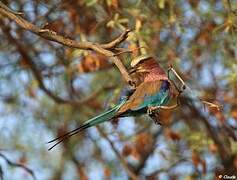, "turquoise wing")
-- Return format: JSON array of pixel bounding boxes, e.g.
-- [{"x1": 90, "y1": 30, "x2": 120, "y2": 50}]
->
[
  {"x1": 118, "y1": 80, "x2": 170, "y2": 113},
  {"x1": 133, "y1": 80, "x2": 170, "y2": 110}
]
